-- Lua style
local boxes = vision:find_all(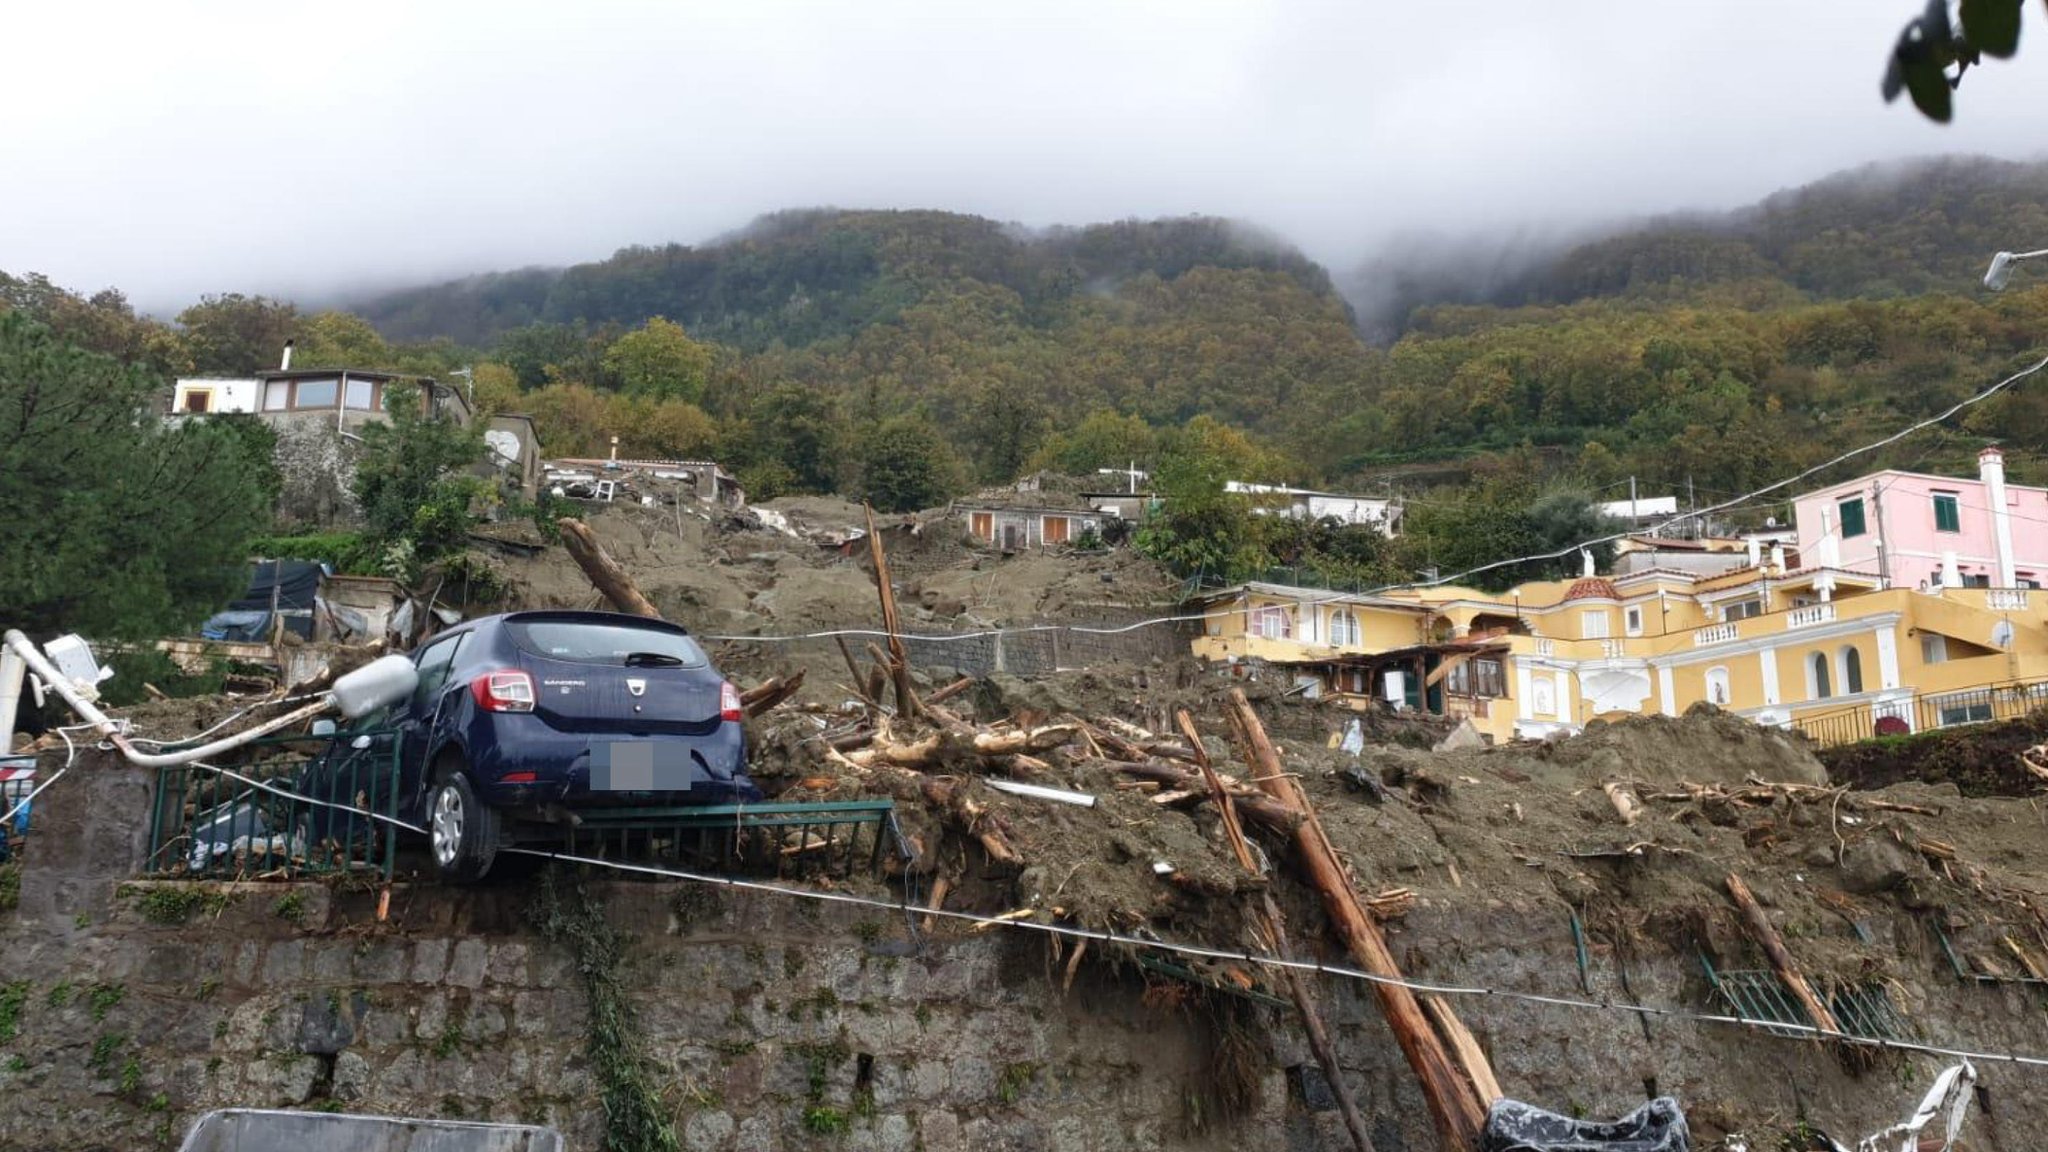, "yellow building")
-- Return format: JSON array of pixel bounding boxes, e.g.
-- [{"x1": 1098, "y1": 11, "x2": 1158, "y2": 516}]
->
[{"x1": 1189, "y1": 557, "x2": 2048, "y2": 746}]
